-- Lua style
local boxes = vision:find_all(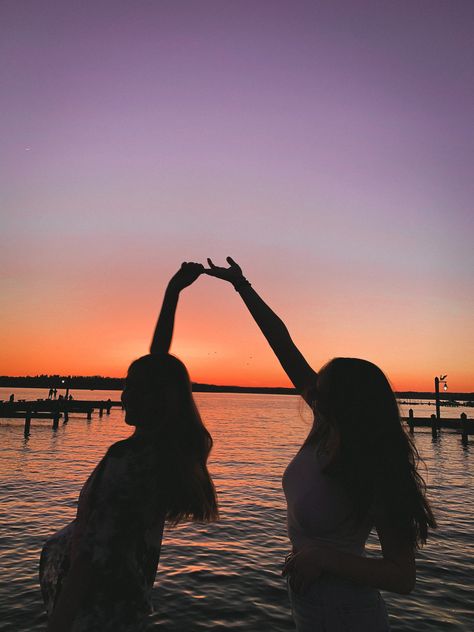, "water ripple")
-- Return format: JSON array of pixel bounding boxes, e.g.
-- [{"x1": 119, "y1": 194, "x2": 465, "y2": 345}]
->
[{"x1": 0, "y1": 392, "x2": 473, "y2": 631}]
